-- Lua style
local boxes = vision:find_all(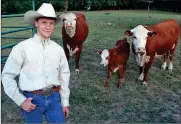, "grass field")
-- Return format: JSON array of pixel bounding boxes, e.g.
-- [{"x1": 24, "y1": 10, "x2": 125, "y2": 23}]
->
[{"x1": 1, "y1": 10, "x2": 181, "y2": 123}]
